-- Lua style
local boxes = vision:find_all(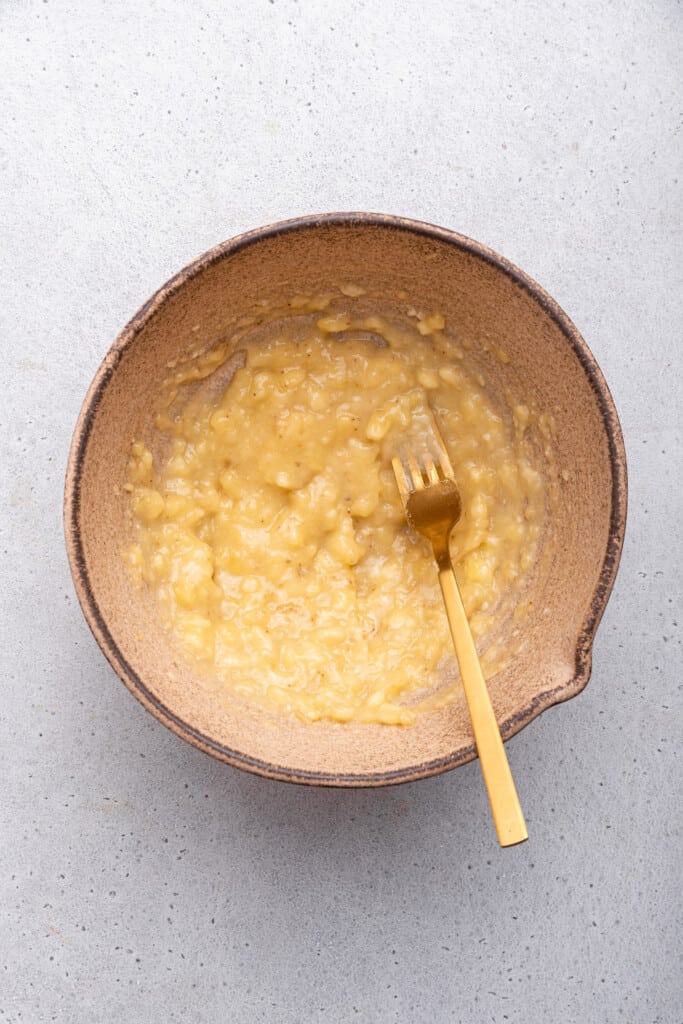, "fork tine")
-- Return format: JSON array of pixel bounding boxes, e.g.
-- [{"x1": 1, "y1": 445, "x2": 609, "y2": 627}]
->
[
  {"x1": 405, "y1": 447, "x2": 425, "y2": 491},
  {"x1": 425, "y1": 458, "x2": 440, "y2": 485},
  {"x1": 391, "y1": 454, "x2": 411, "y2": 503},
  {"x1": 427, "y1": 408, "x2": 455, "y2": 479}
]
